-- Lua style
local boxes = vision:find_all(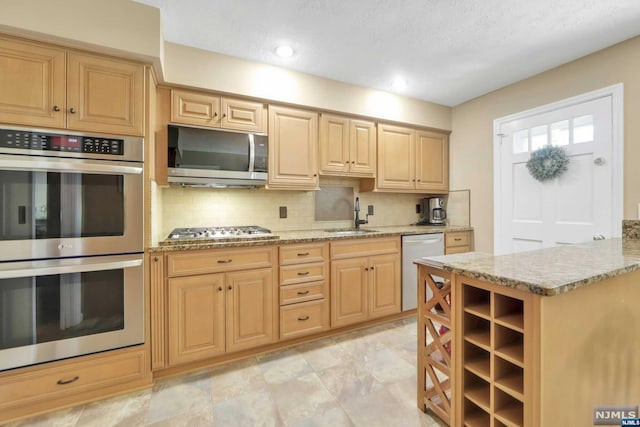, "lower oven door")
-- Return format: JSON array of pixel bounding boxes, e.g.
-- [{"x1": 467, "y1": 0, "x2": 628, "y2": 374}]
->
[{"x1": 0, "y1": 254, "x2": 144, "y2": 371}]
